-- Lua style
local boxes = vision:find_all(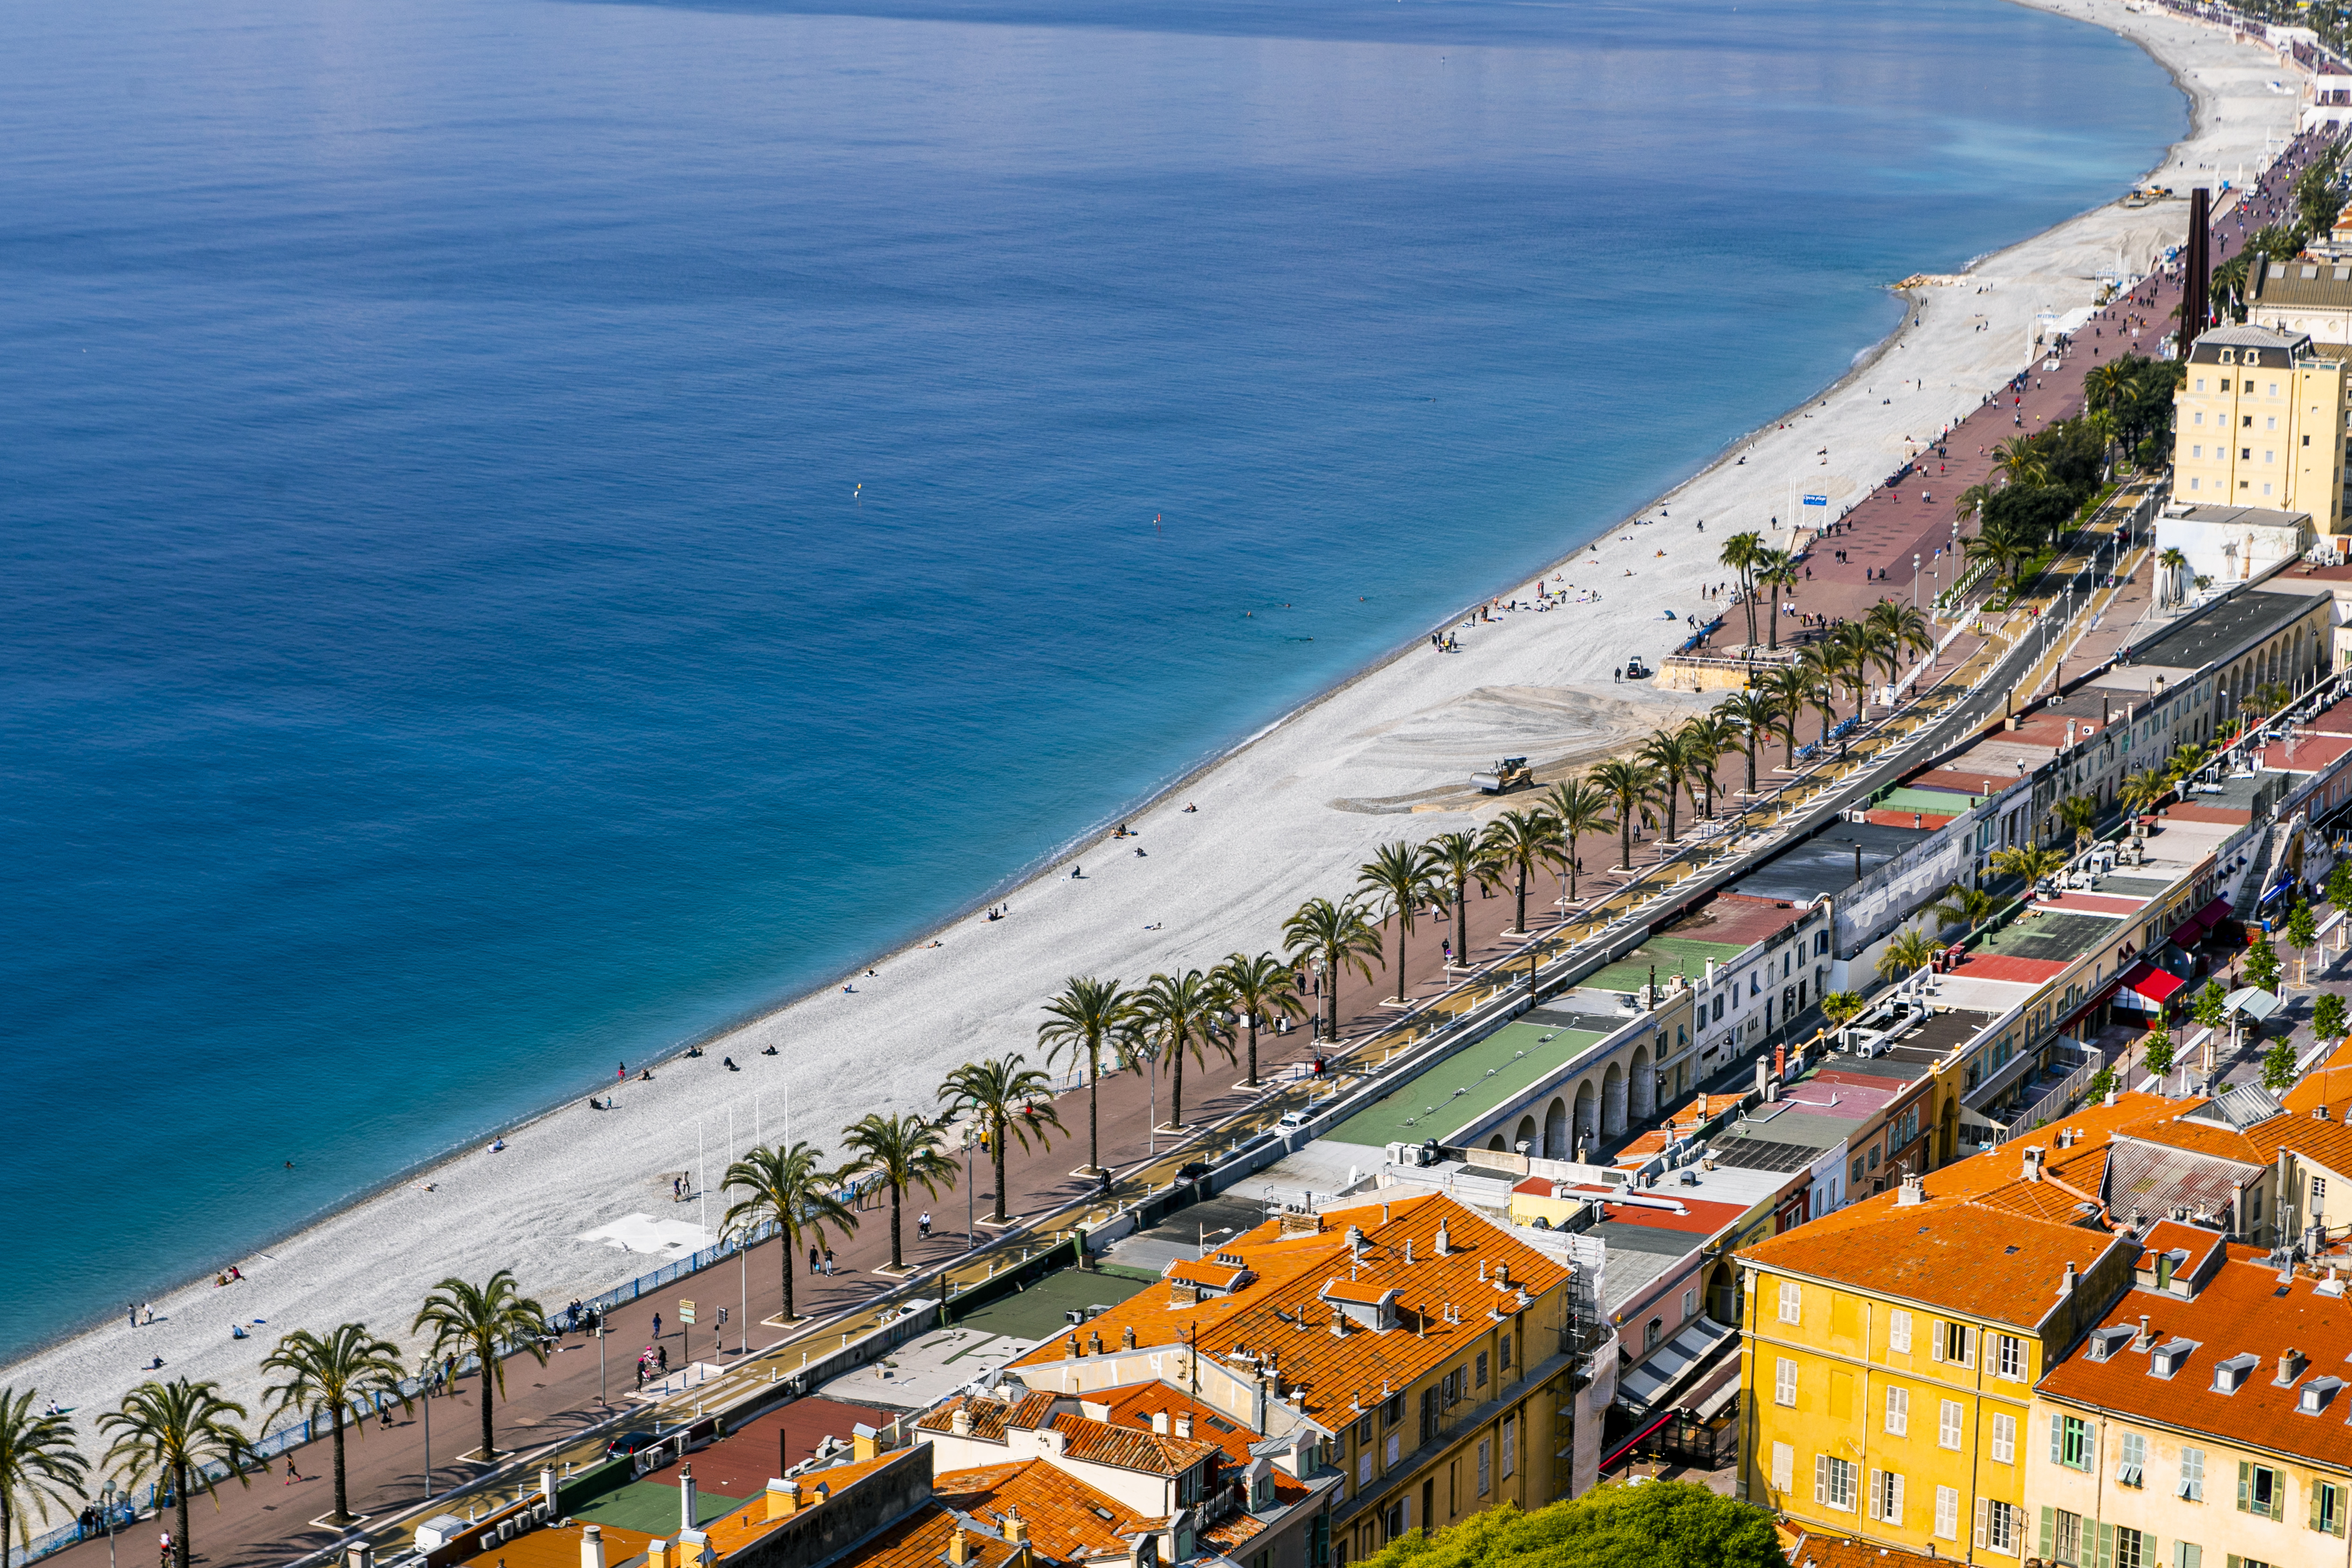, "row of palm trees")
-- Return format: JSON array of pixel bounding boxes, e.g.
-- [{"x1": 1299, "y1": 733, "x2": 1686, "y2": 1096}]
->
[{"x1": 1, "y1": 1271, "x2": 554, "y2": 1568}]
